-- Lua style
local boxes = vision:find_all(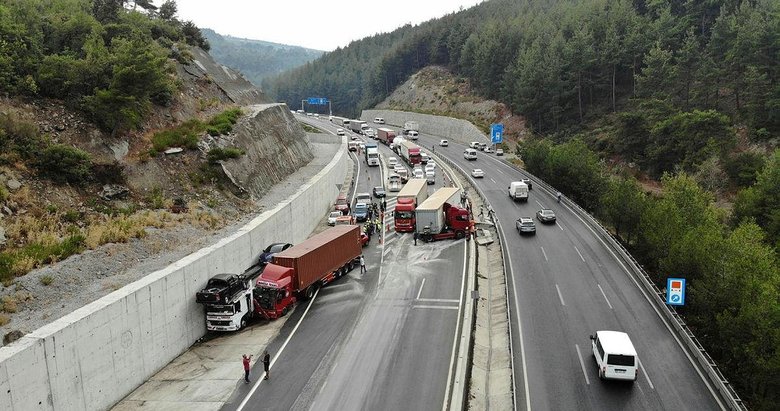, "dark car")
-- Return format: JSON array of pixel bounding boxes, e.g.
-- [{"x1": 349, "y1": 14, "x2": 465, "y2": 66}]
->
[
  {"x1": 254, "y1": 242, "x2": 293, "y2": 267},
  {"x1": 353, "y1": 202, "x2": 369, "y2": 222},
  {"x1": 373, "y1": 186, "x2": 386, "y2": 198},
  {"x1": 520, "y1": 178, "x2": 533, "y2": 190},
  {"x1": 515, "y1": 217, "x2": 536, "y2": 235},
  {"x1": 536, "y1": 209, "x2": 556, "y2": 224}
]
